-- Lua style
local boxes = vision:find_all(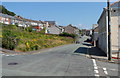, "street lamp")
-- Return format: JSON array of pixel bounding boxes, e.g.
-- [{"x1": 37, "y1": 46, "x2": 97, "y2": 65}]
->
[{"x1": 107, "y1": 0, "x2": 111, "y2": 61}]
